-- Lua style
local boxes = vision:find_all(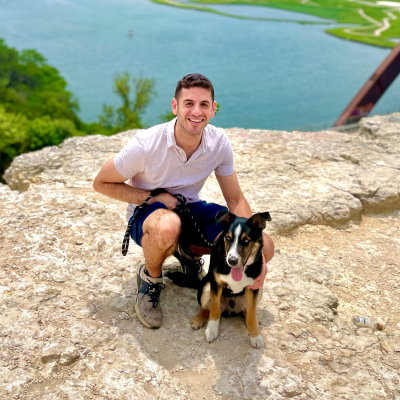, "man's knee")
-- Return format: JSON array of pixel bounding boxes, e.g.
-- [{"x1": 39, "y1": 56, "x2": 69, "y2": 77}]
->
[
  {"x1": 143, "y1": 209, "x2": 181, "y2": 249},
  {"x1": 262, "y1": 233, "x2": 274, "y2": 263}
]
